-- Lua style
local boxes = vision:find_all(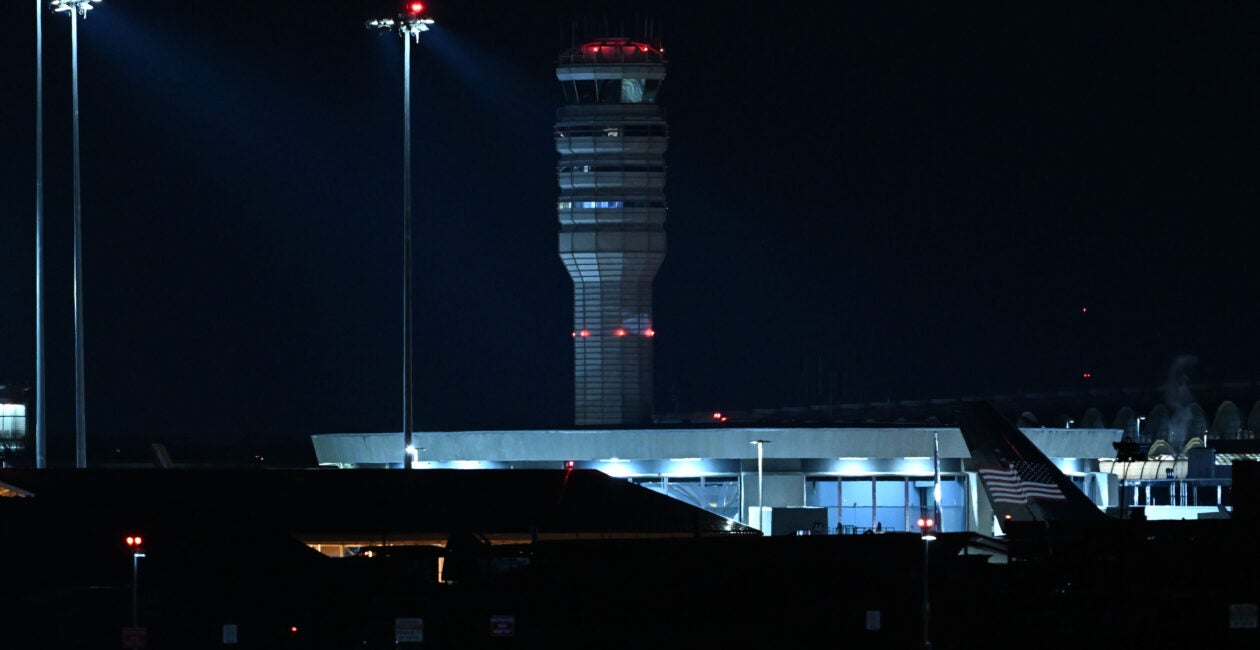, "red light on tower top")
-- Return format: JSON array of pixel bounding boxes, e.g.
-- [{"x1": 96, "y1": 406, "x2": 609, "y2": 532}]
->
[{"x1": 406, "y1": 2, "x2": 425, "y2": 15}]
